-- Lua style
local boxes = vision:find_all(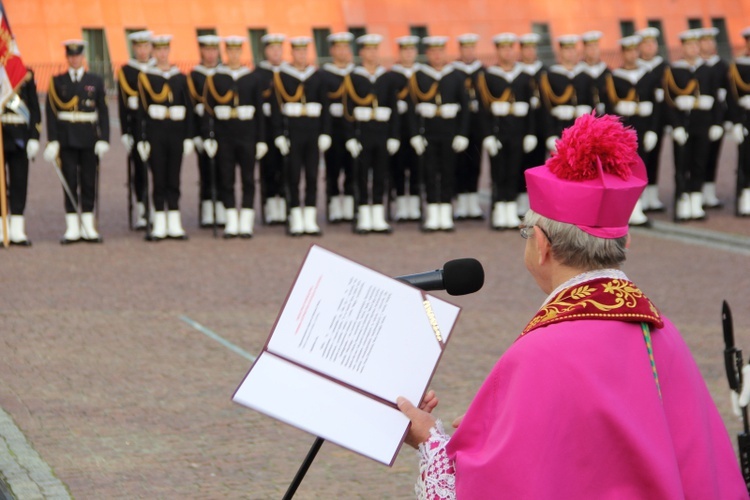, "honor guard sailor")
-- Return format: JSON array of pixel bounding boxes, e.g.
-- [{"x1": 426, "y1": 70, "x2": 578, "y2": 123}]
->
[
  {"x1": 44, "y1": 39, "x2": 110, "y2": 244},
  {"x1": 270, "y1": 36, "x2": 331, "y2": 236},
  {"x1": 117, "y1": 30, "x2": 154, "y2": 229},
  {"x1": 726, "y1": 26, "x2": 750, "y2": 216},
  {"x1": 188, "y1": 34, "x2": 225, "y2": 227},
  {"x1": 663, "y1": 29, "x2": 723, "y2": 221},
  {"x1": 580, "y1": 31, "x2": 610, "y2": 115},
  {"x1": 388, "y1": 35, "x2": 422, "y2": 221},
  {"x1": 408, "y1": 36, "x2": 470, "y2": 232},
  {"x1": 636, "y1": 27, "x2": 669, "y2": 212},
  {"x1": 253, "y1": 33, "x2": 287, "y2": 224},
  {"x1": 451, "y1": 33, "x2": 485, "y2": 220},
  {"x1": 136, "y1": 34, "x2": 195, "y2": 240},
  {"x1": 202, "y1": 36, "x2": 266, "y2": 238},
  {"x1": 321, "y1": 32, "x2": 356, "y2": 223},
  {"x1": 344, "y1": 34, "x2": 399, "y2": 234},
  {"x1": 1, "y1": 67, "x2": 41, "y2": 245},
  {"x1": 477, "y1": 33, "x2": 537, "y2": 230}
]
